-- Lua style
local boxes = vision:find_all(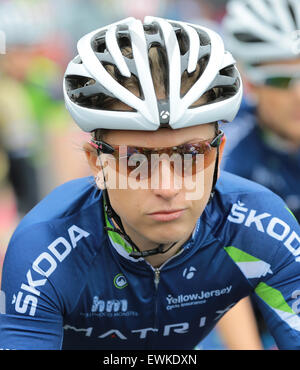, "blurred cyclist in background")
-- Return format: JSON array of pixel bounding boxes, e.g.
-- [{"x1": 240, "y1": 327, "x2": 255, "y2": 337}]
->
[
  {"x1": 0, "y1": 2, "x2": 42, "y2": 257},
  {"x1": 0, "y1": 0, "x2": 91, "y2": 285},
  {"x1": 222, "y1": 0, "x2": 300, "y2": 349},
  {"x1": 222, "y1": 0, "x2": 300, "y2": 221}
]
